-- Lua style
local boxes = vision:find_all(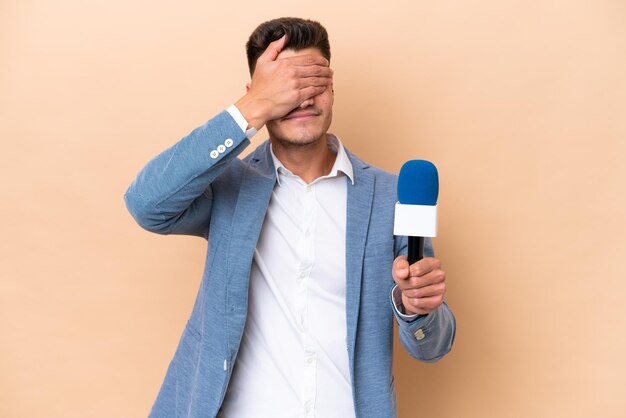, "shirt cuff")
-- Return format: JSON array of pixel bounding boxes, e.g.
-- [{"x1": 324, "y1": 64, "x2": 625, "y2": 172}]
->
[
  {"x1": 226, "y1": 104, "x2": 257, "y2": 139},
  {"x1": 390, "y1": 284, "x2": 421, "y2": 322}
]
